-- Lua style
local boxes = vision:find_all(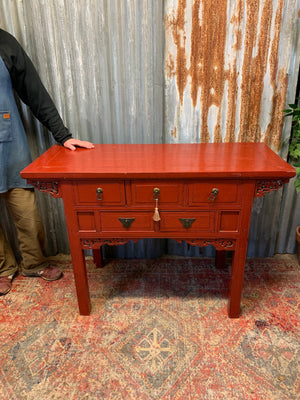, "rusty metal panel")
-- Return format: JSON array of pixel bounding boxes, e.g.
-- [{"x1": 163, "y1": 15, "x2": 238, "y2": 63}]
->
[
  {"x1": 0, "y1": 0, "x2": 299, "y2": 257},
  {"x1": 276, "y1": 176, "x2": 300, "y2": 254},
  {"x1": 164, "y1": 0, "x2": 298, "y2": 151},
  {"x1": 163, "y1": 0, "x2": 300, "y2": 257}
]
